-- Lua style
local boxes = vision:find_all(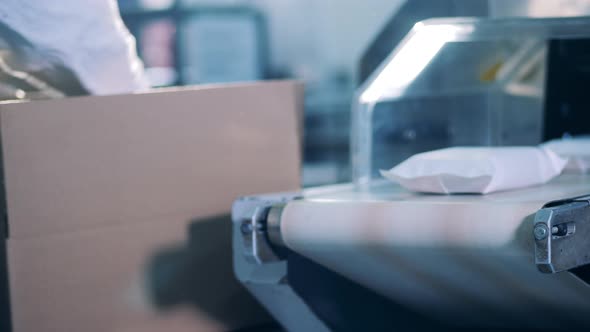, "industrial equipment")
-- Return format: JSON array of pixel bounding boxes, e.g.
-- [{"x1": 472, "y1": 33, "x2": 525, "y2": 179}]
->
[{"x1": 232, "y1": 16, "x2": 590, "y2": 330}]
